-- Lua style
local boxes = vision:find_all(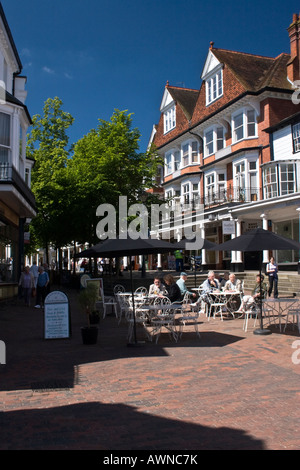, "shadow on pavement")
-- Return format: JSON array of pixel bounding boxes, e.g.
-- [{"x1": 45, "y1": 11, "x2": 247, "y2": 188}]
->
[{"x1": 0, "y1": 401, "x2": 265, "y2": 450}]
